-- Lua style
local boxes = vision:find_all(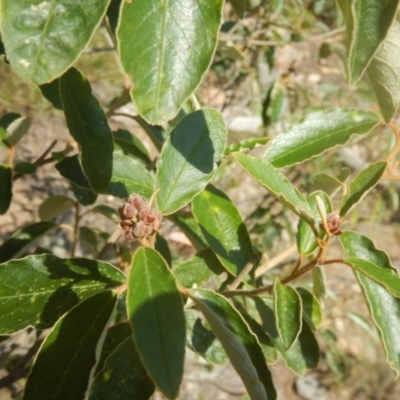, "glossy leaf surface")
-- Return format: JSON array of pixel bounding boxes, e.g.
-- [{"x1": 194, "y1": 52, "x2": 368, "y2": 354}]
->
[
  {"x1": 346, "y1": 257, "x2": 400, "y2": 298},
  {"x1": 367, "y1": 14, "x2": 400, "y2": 122},
  {"x1": 60, "y1": 68, "x2": 113, "y2": 193},
  {"x1": 189, "y1": 288, "x2": 276, "y2": 400},
  {"x1": 339, "y1": 161, "x2": 387, "y2": 217},
  {"x1": 340, "y1": 231, "x2": 400, "y2": 374},
  {"x1": 24, "y1": 291, "x2": 117, "y2": 400},
  {"x1": 0, "y1": 0, "x2": 110, "y2": 84},
  {"x1": 0, "y1": 254, "x2": 124, "y2": 334},
  {"x1": 263, "y1": 109, "x2": 381, "y2": 167},
  {"x1": 0, "y1": 222, "x2": 56, "y2": 263},
  {"x1": 127, "y1": 248, "x2": 185, "y2": 399},
  {"x1": 234, "y1": 153, "x2": 314, "y2": 225},
  {"x1": 192, "y1": 185, "x2": 253, "y2": 276},
  {"x1": 338, "y1": 0, "x2": 399, "y2": 84},
  {"x1": 155, "y1": 109, "x2": 226, "y2": 215},
  {"x1": 273, "y1": 280, "x2": 302, "y2": 349},
  {"x1": 117, "y1": 0, "x2": 224, "y2": 123}
]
